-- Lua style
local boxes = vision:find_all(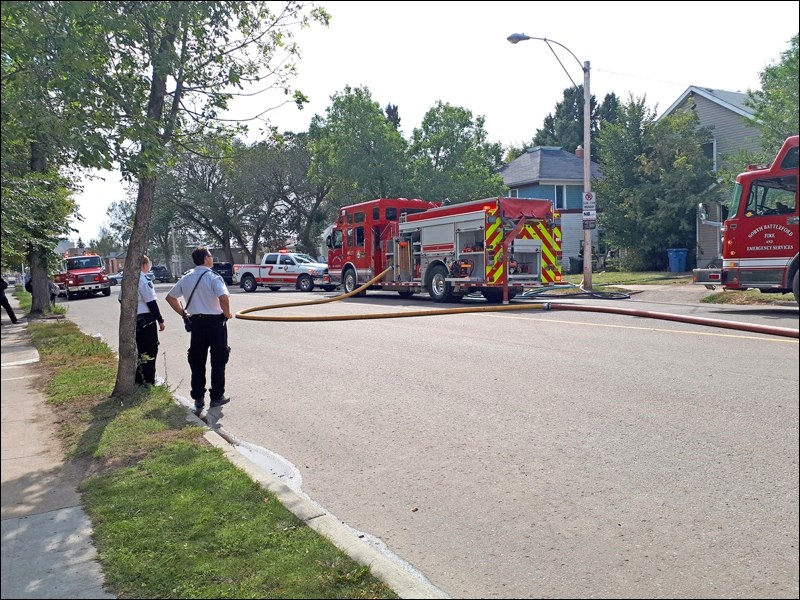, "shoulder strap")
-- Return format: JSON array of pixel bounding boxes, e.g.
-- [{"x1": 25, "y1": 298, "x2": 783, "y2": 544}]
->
[{"x1": 184, "y1": 270, "x2": 210, "y2": 312}]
